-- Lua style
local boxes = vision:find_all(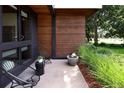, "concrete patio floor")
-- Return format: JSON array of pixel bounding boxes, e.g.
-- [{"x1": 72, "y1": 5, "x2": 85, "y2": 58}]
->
[{"x1": 6, "y1": 59, "x2": 88, "y2": 88}]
